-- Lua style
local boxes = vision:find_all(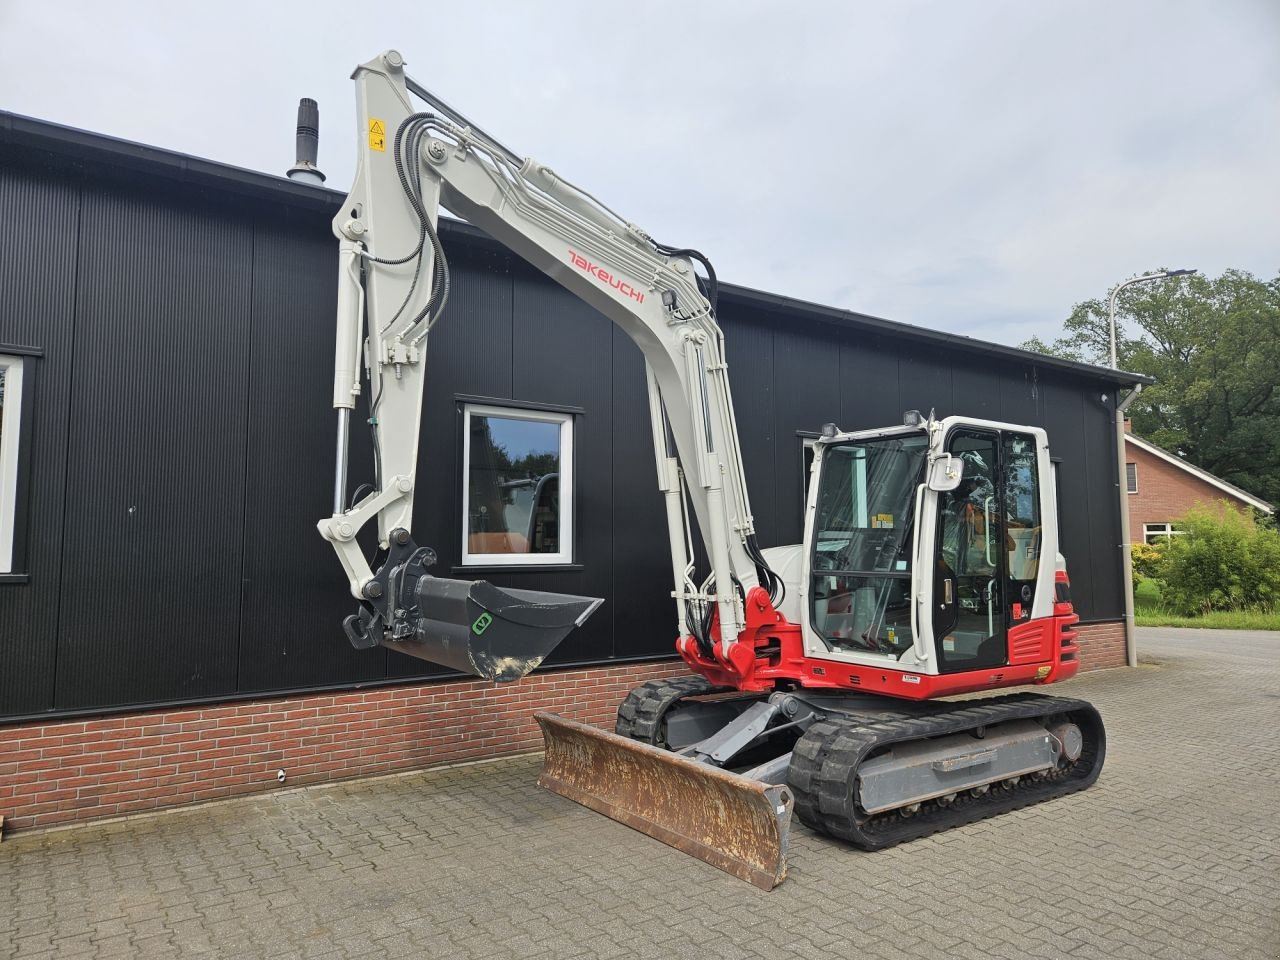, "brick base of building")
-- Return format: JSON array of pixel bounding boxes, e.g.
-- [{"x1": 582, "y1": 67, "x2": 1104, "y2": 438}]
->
[
  {"x1": 1, "y1": 624, "x2": 1129, "y2": 835},
  {"x1": 1074, "y1": 621, "x2": 1127, "y2": 671}
]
